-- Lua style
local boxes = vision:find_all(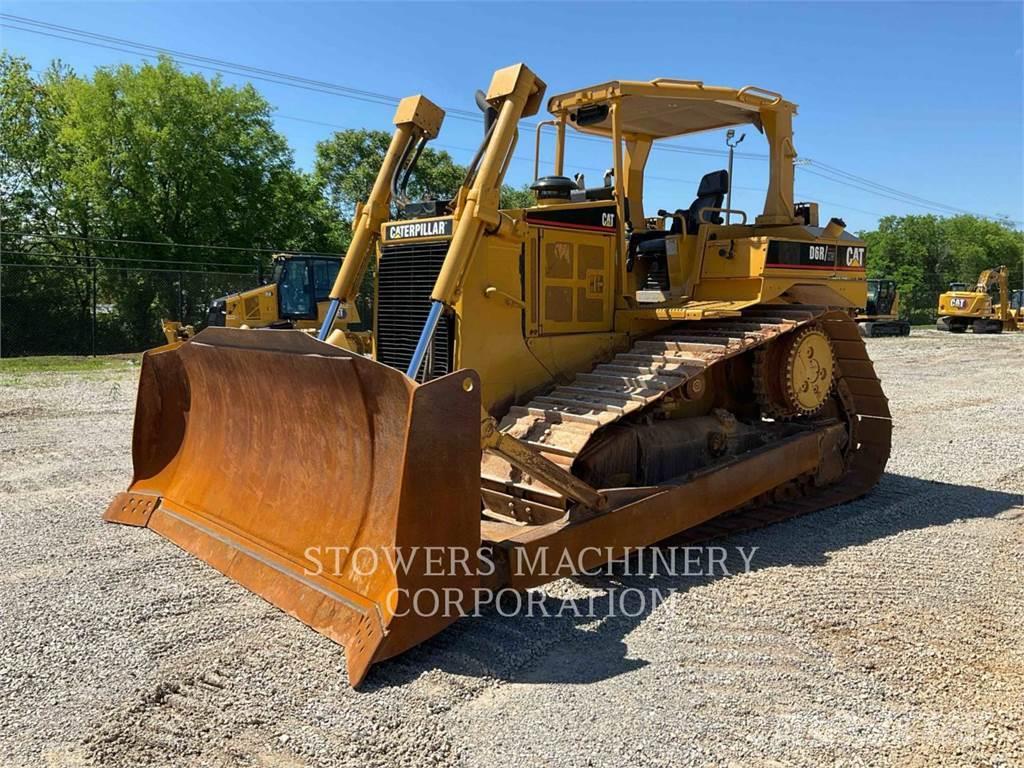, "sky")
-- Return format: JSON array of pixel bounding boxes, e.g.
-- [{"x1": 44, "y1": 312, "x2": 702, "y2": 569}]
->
[{"x1": 2, "y1": 1, "x2": 1022, "y2": 233}]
